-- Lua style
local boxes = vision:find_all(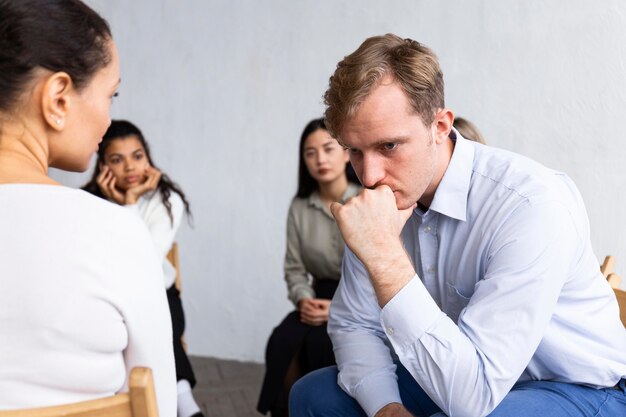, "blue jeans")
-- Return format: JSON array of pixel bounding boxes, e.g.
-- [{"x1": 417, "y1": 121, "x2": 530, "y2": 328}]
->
[{"x1": 289, "y1": 364, "x2": 626, "y2": 417}]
